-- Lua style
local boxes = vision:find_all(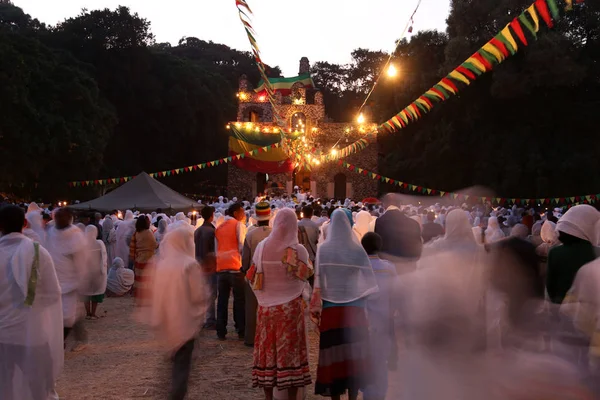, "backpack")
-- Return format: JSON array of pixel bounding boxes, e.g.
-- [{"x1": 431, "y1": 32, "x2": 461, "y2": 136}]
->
[{"x1": 298, "y1": 225, "x2": 316, "y2": 263}]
